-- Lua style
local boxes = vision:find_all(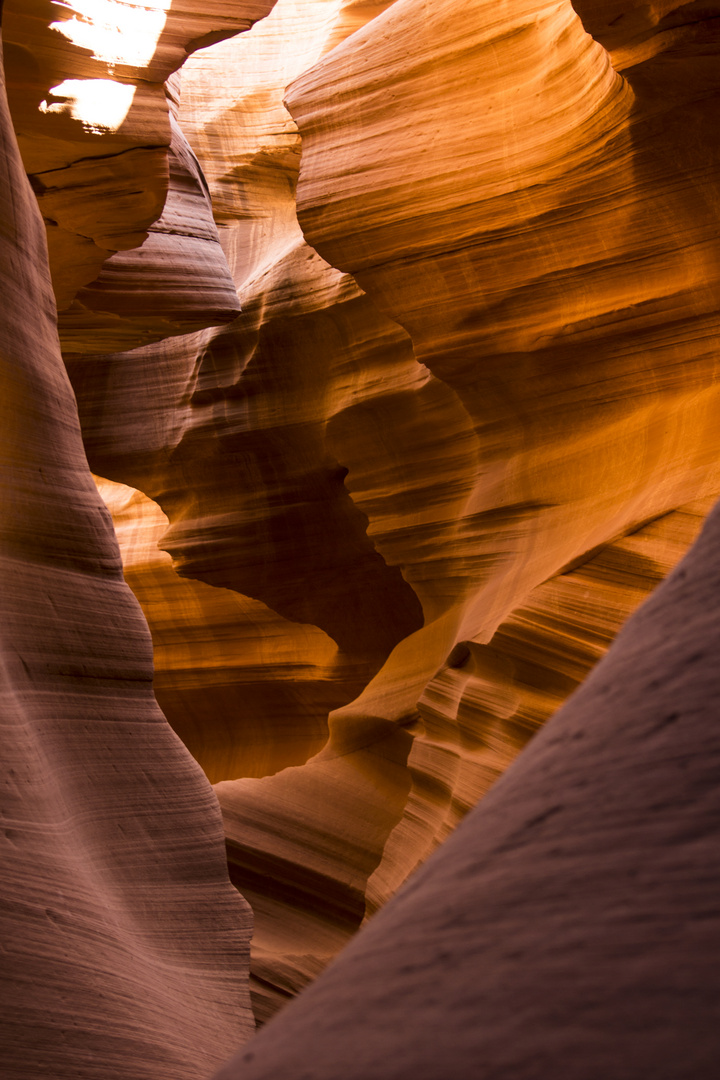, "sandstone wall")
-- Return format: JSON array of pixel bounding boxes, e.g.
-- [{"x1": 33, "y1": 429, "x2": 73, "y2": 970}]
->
[
  {"x1": 0, "y1": 13, "x2": 256, "y2": 1079},
  {"x1": 2, "y1": 0, "x2": 720, "y2": 1061},
  {"x1": 58, "y1": 0, "x2": 720, "y2": 1022},
  {"x1": 214, "y1": 463, "x2": 720, "y2": 1080}
]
